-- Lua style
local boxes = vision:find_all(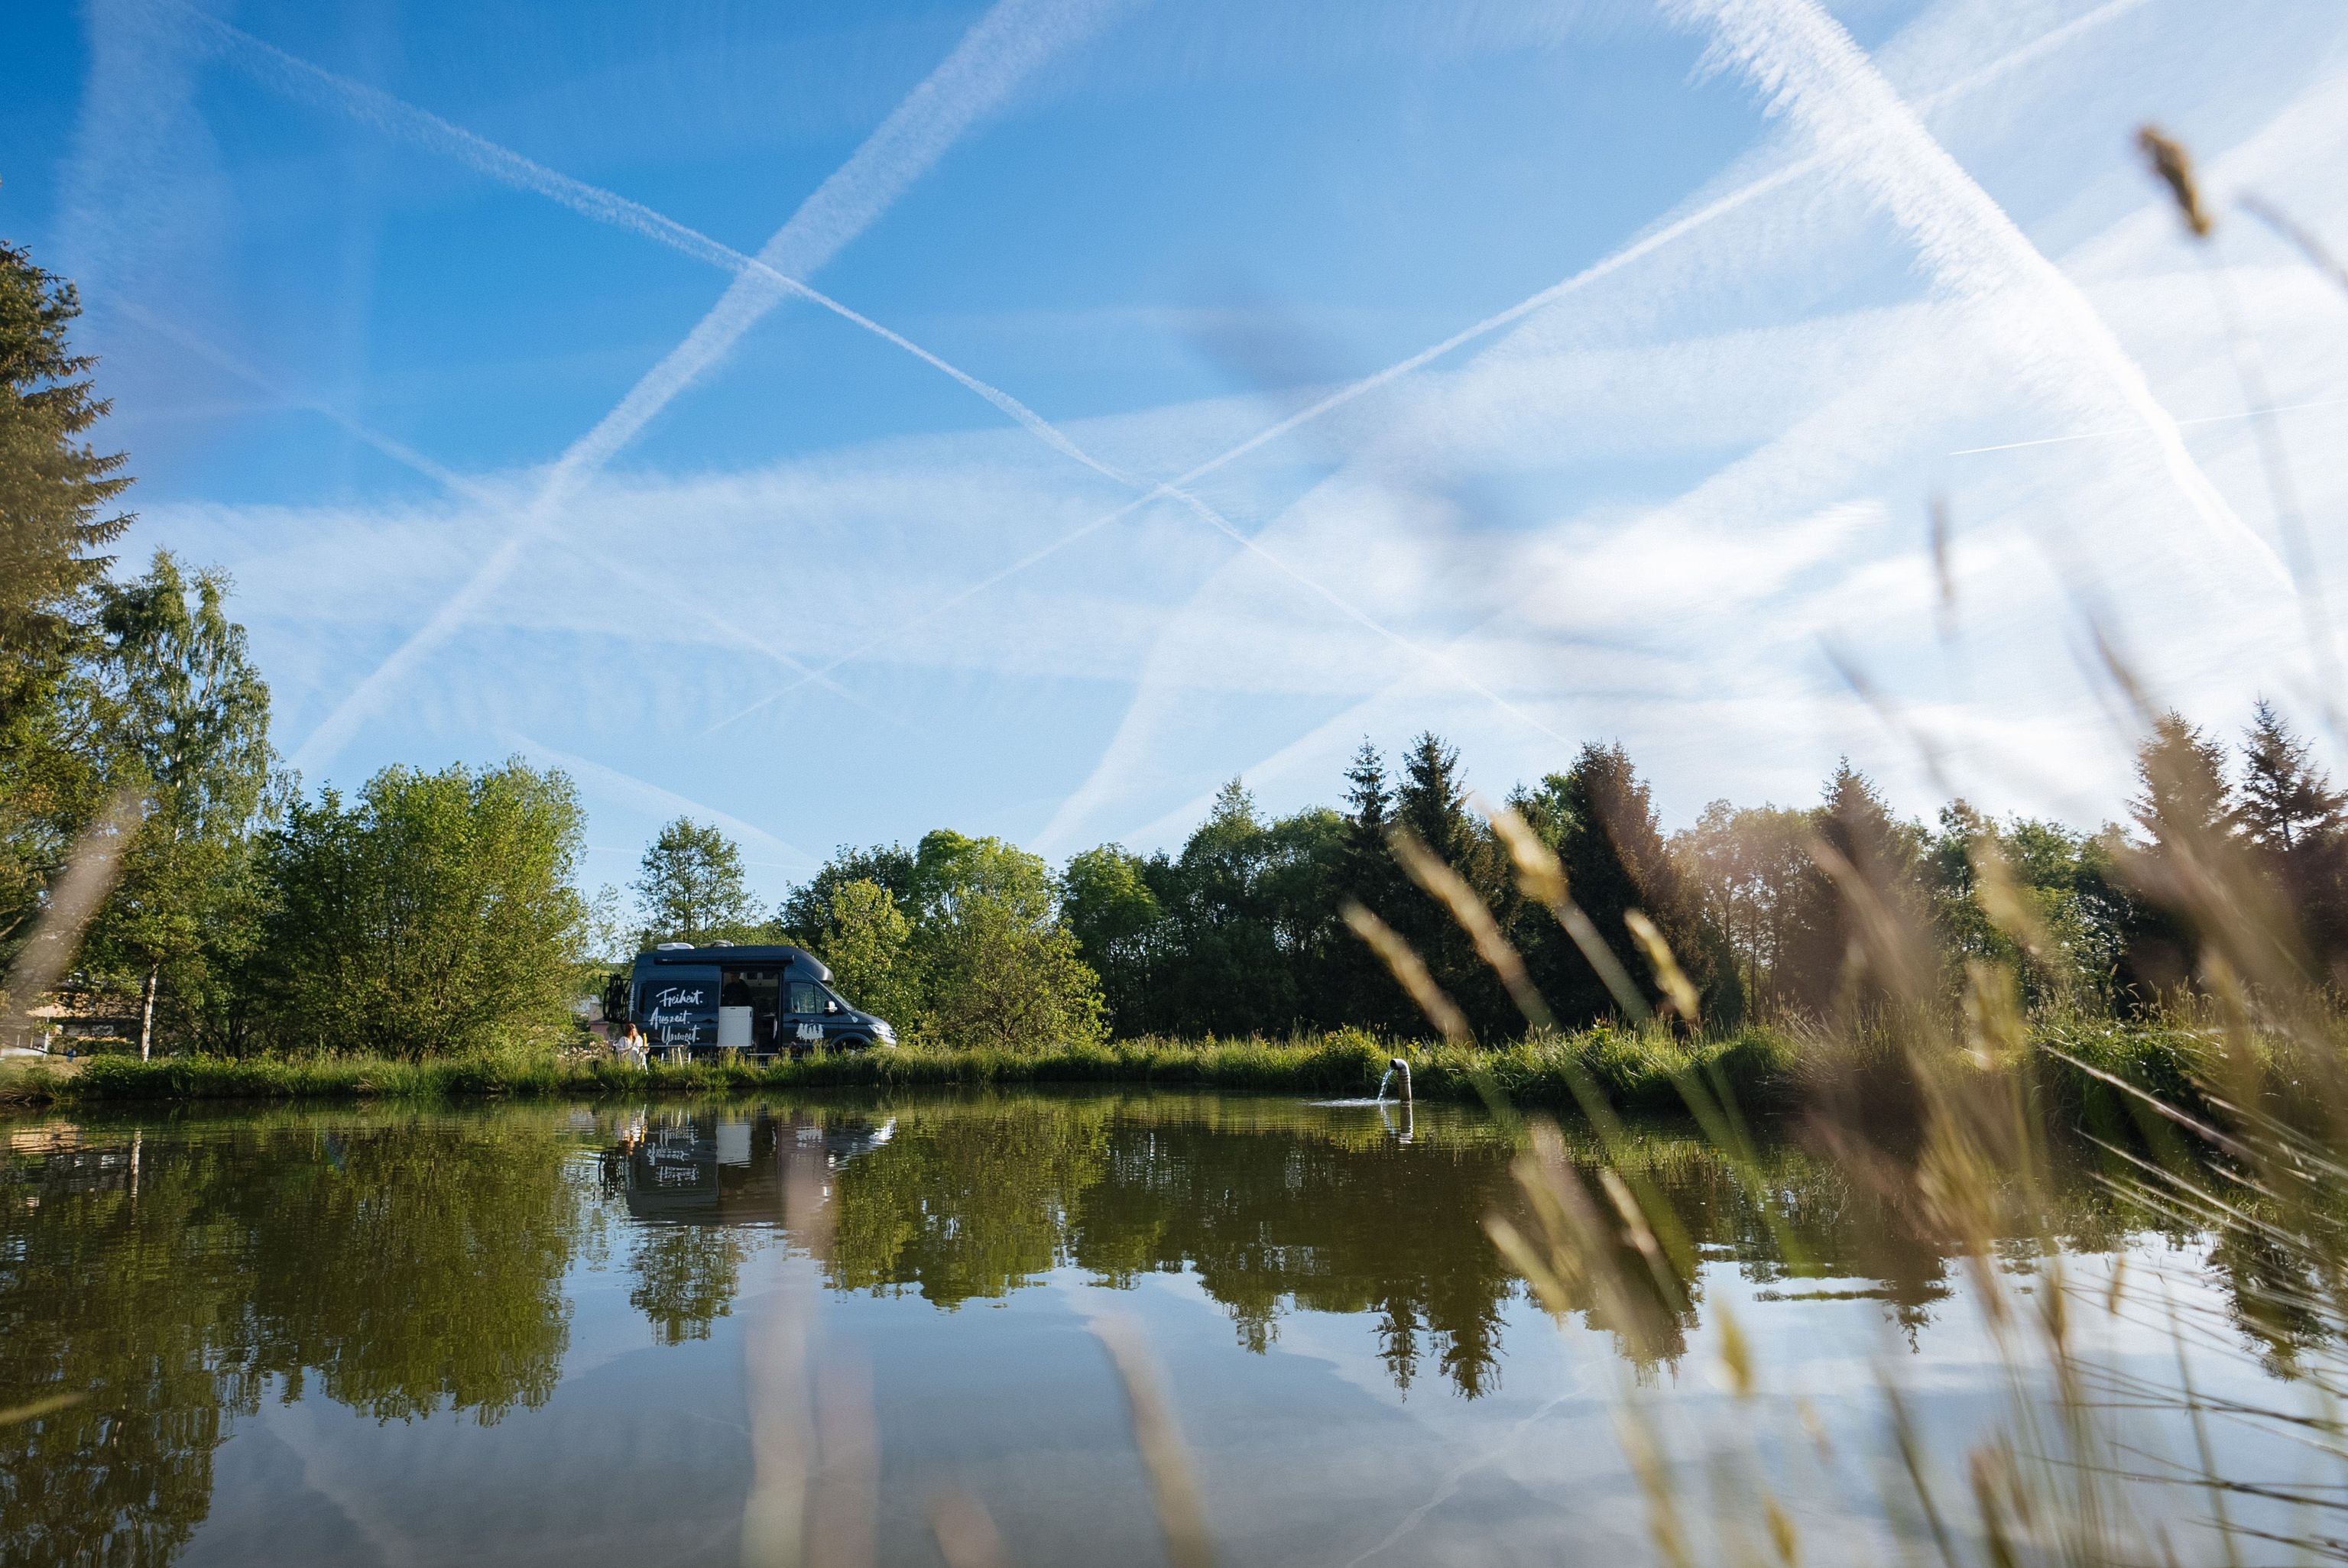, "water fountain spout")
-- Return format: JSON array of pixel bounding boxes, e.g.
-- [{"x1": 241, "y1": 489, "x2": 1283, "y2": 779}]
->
[{"x1": 1390, "y1": 1057, "x2": 1412, "y2": 1104}]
